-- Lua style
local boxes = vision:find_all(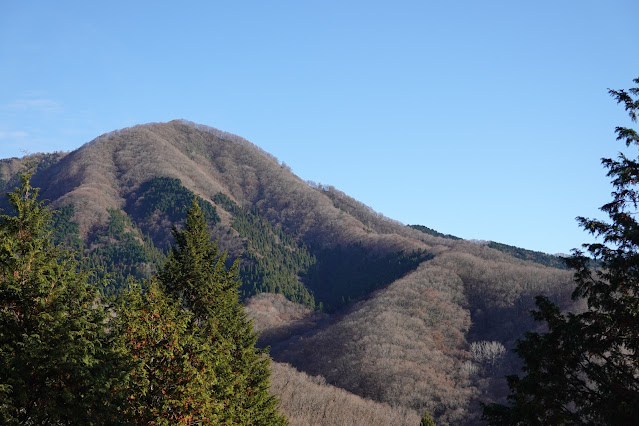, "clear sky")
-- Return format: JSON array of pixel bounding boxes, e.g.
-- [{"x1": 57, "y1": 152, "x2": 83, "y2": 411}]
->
[{"x1": 1, "y1": 1, "x2": 638, "y2": 255}]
